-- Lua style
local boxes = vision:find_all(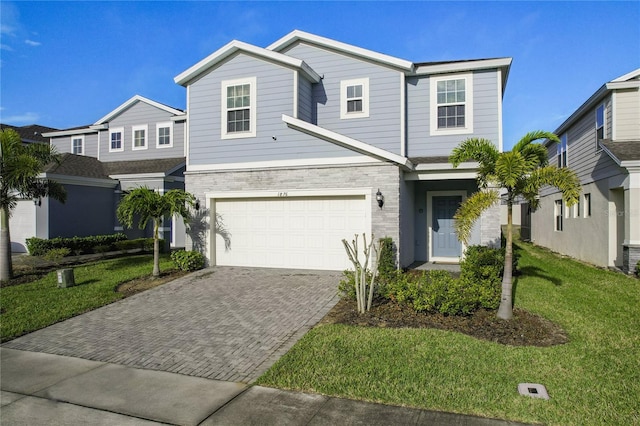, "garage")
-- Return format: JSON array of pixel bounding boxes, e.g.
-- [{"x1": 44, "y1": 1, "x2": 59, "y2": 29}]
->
[
  {"x1": 213, "y1": 194, "x2": 369, "y2": 270},
  {"x1": 9, "y1": 199, "x2": 37, "y2": 253}
]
